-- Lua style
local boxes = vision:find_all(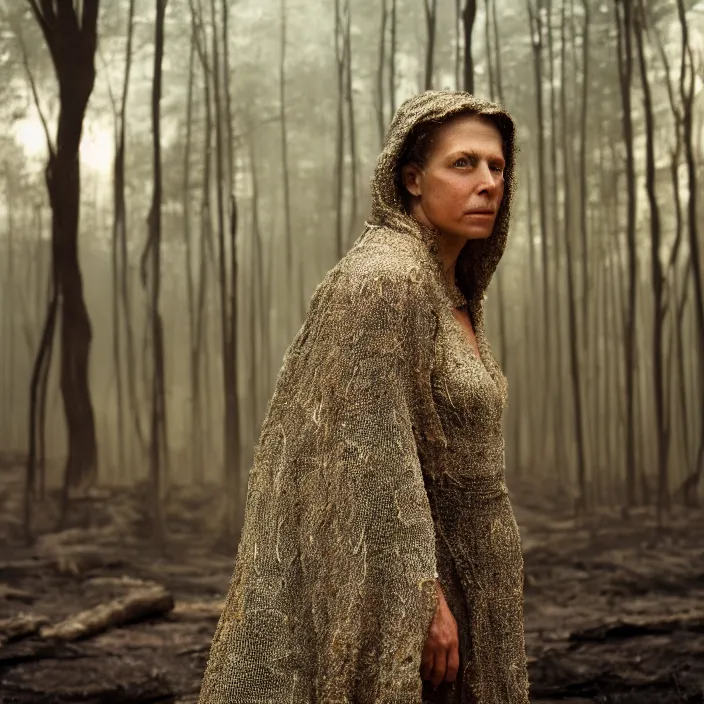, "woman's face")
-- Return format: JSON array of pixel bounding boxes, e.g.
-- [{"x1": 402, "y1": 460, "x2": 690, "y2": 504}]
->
[{"x1": 401, "y1": 115, "x2": 506, "y2": 242}]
